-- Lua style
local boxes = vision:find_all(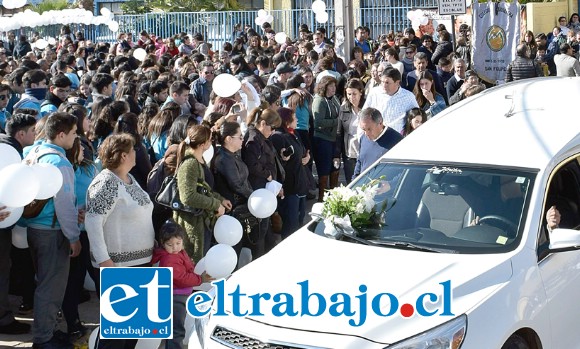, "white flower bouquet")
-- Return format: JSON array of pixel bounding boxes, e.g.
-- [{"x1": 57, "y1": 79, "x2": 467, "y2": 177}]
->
[{"x1": 321, "y1": 178, "x2": 386, "y2": 229}]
